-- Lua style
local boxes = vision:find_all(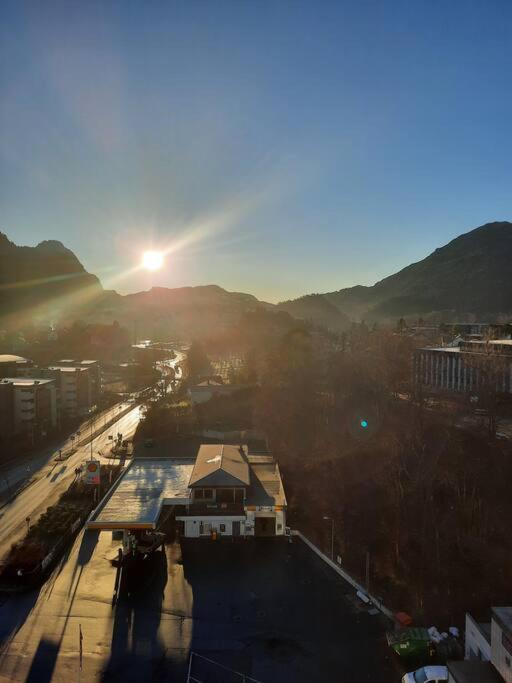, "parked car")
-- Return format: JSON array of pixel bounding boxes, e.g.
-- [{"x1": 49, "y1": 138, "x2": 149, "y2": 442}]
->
[{"x1": 401, "y1": 665, "x2": 448, "y2": 683}]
